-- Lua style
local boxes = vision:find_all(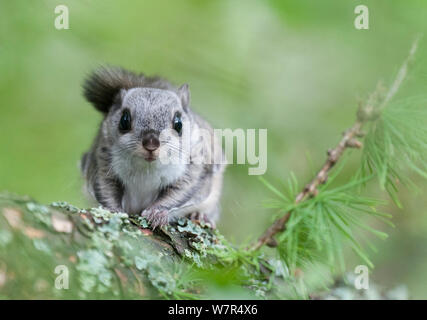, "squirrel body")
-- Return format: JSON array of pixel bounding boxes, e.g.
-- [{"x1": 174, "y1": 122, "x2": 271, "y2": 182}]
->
[{"x1": 80, "y1": 67, "x2": 225, "y2": 228}]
